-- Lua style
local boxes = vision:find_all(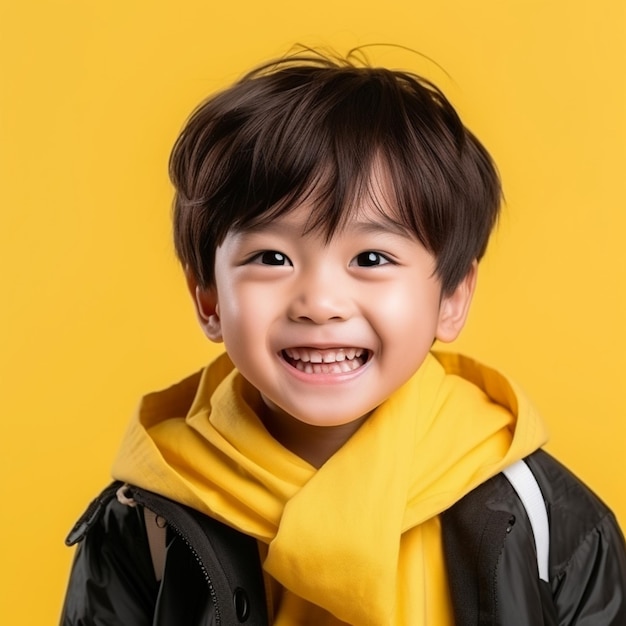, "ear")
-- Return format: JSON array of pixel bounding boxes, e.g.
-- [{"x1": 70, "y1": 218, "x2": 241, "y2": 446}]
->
[
  {"x1": 184, "y1": 267, "x2": 223, "y2": 343},
  {"x1": 435, "y1": 261, "x2": 478, "y2": 343}
]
